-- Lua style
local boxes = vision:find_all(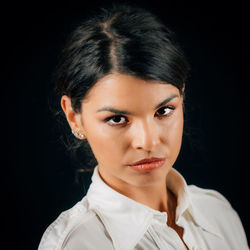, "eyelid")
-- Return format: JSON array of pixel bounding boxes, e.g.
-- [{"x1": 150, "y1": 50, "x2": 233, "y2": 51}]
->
[
  {"x1": 104, "y1": 115, "x2": 128, "y2": 123},
  {"x1": 156, "y1": 105, "x2": 175, "y2": 112}
]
